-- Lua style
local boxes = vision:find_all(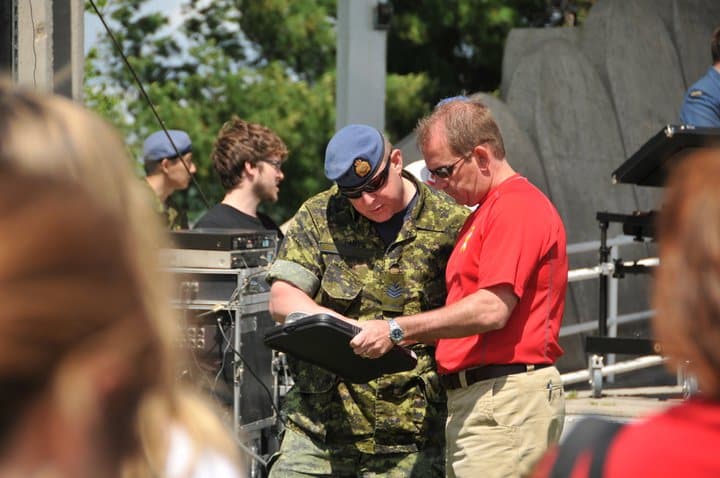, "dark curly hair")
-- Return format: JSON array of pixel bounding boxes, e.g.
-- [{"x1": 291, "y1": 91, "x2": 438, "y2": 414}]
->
[{"x1": 211, "y1": 116, "x2": 288, "y2": 191}]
